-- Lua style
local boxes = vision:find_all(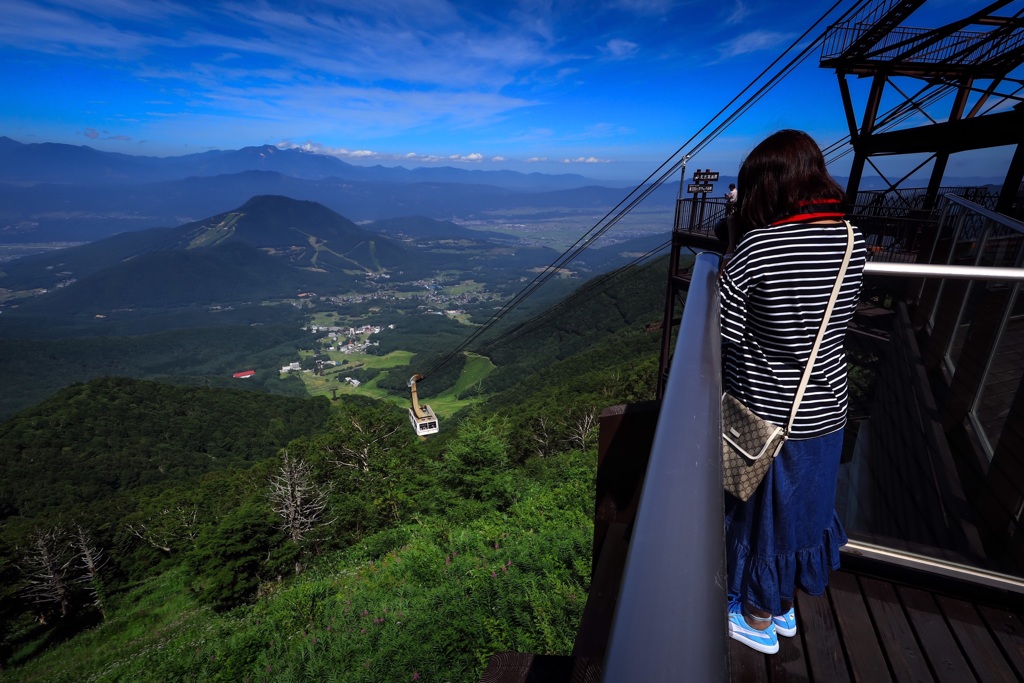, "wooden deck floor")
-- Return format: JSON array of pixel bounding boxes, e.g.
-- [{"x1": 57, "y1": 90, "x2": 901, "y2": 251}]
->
[
  {"x1": 729, "y1": 563, "x2": 1024, "y2": 683},
  {"x1": 482, "y1": 560, "x2": 1024, "y2": 682}
]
